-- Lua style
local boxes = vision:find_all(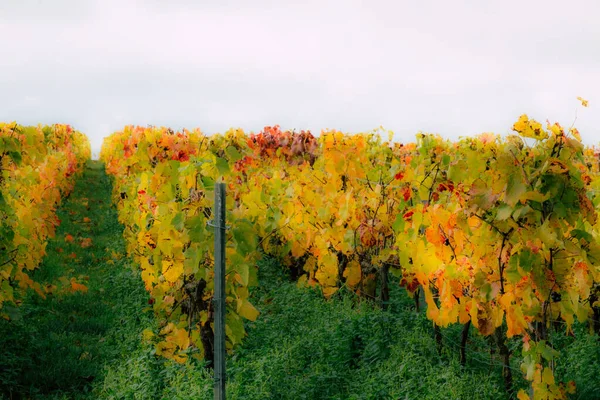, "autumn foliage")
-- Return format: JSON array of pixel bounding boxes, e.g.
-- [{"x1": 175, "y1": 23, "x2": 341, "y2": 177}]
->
[
  {"x1": 0, "y1": 123, "x2": 90, "y2": 314},
  {"x1": 101, "y1": 101, "x2": 598, "y2": 399}
]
